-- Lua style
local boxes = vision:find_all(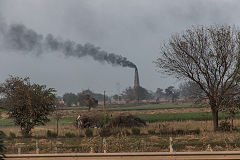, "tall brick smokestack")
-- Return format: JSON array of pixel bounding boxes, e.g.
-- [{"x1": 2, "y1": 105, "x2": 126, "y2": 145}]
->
[{"x1": 134, "y1": 67, "x2": 140, "y2": 88}]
